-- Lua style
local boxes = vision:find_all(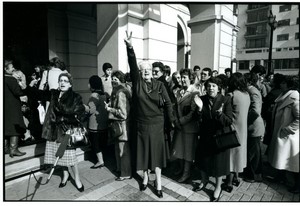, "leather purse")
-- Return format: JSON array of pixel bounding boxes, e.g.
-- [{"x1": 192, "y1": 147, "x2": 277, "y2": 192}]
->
[
  {"x1": 214, "y1": 125, "x2": 240, "y2": 151},
  {"x1": 65, "y1": 124, "x2": 90, "y2": 149},
  {"x1": 109, "y1": 121, "x2": 123, "y2": 139}
]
